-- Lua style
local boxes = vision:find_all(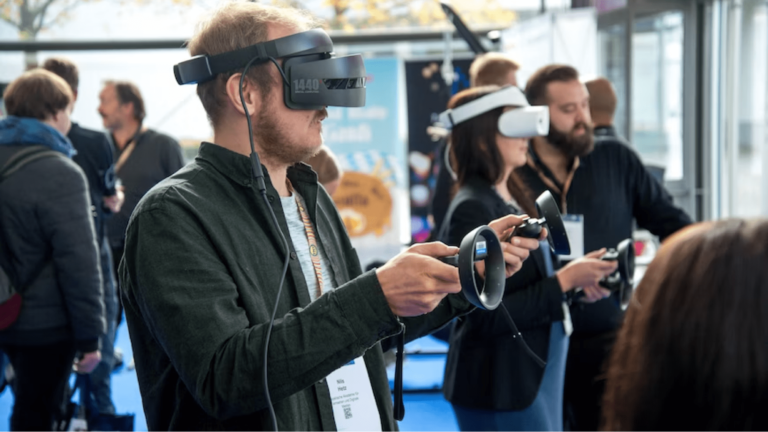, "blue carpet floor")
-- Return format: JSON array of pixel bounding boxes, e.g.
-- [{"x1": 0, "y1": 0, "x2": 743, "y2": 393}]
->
[{"x1": 0, "y1": 322, "x2": 458, "y2": 430}]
